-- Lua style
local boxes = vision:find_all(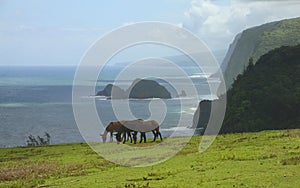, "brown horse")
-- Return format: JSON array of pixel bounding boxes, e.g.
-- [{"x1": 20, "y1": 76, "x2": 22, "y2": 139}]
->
[{"x1": 100, "y1": 121, "x2": 132, "y2": 143}]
